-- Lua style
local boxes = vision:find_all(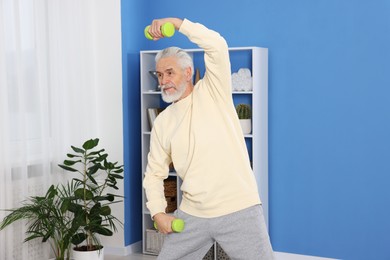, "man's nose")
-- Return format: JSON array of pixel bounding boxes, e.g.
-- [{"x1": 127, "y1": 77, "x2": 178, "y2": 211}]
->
[{"x1": 160, "y1": 75, "x2": 169, "y2": 85}]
